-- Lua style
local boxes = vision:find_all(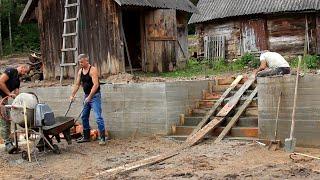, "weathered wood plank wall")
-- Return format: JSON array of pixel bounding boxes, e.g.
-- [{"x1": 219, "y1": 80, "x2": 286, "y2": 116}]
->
[
  {"x1": 145, "y1": 9, "x2": 177, "y2": 72},
  {"x1": 196, "y1": 13, "x2": 320, "y2": 60},
  {"x1": 197, "y1": 21, "x2": 241, "y2": 59},
  {"x1": 37, "y1": 0, "x2": 124, "y2": 79},
  {"x1": 79, "y1": 0, "x2": 124, "y2": 77},
  {"x1": 176, "y1": 12, "x2": 188, "y2": 69}
]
